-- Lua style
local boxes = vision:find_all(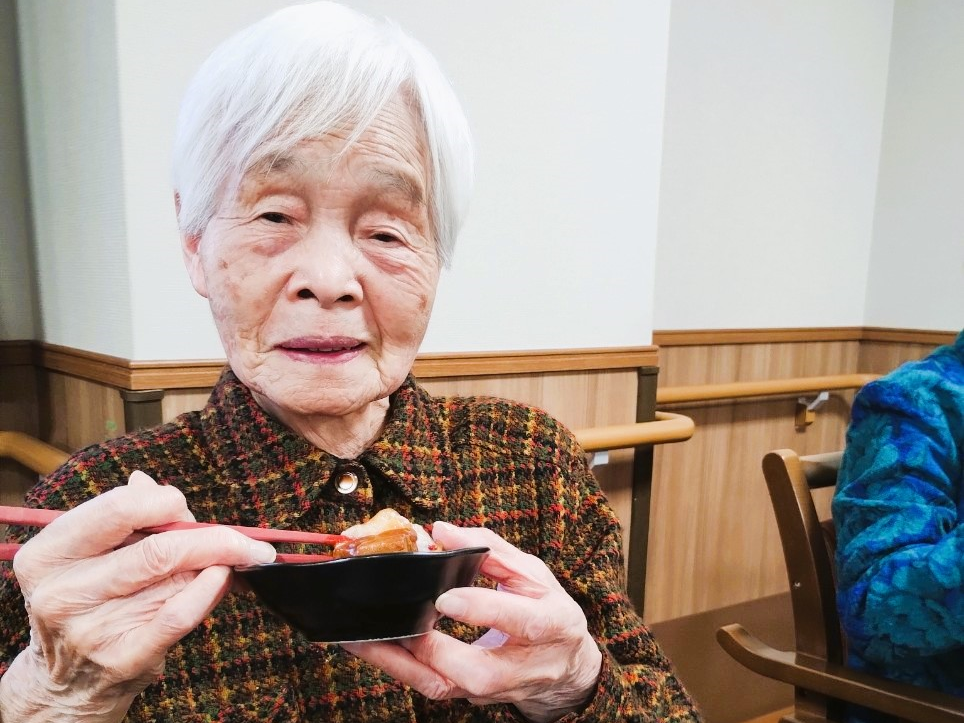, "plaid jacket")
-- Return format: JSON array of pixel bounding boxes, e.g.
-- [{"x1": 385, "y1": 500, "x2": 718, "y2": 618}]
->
[{"x1": 0, "y1": 371, "x2": 701, "y2": 722}]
